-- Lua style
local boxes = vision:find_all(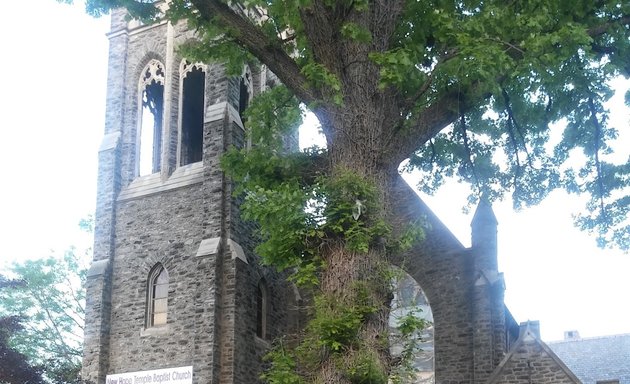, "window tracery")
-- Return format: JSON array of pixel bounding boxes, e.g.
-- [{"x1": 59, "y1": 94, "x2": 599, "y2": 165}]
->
[{"x1": 138, "y1": 60, "x2": 165, "y2": 176}]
